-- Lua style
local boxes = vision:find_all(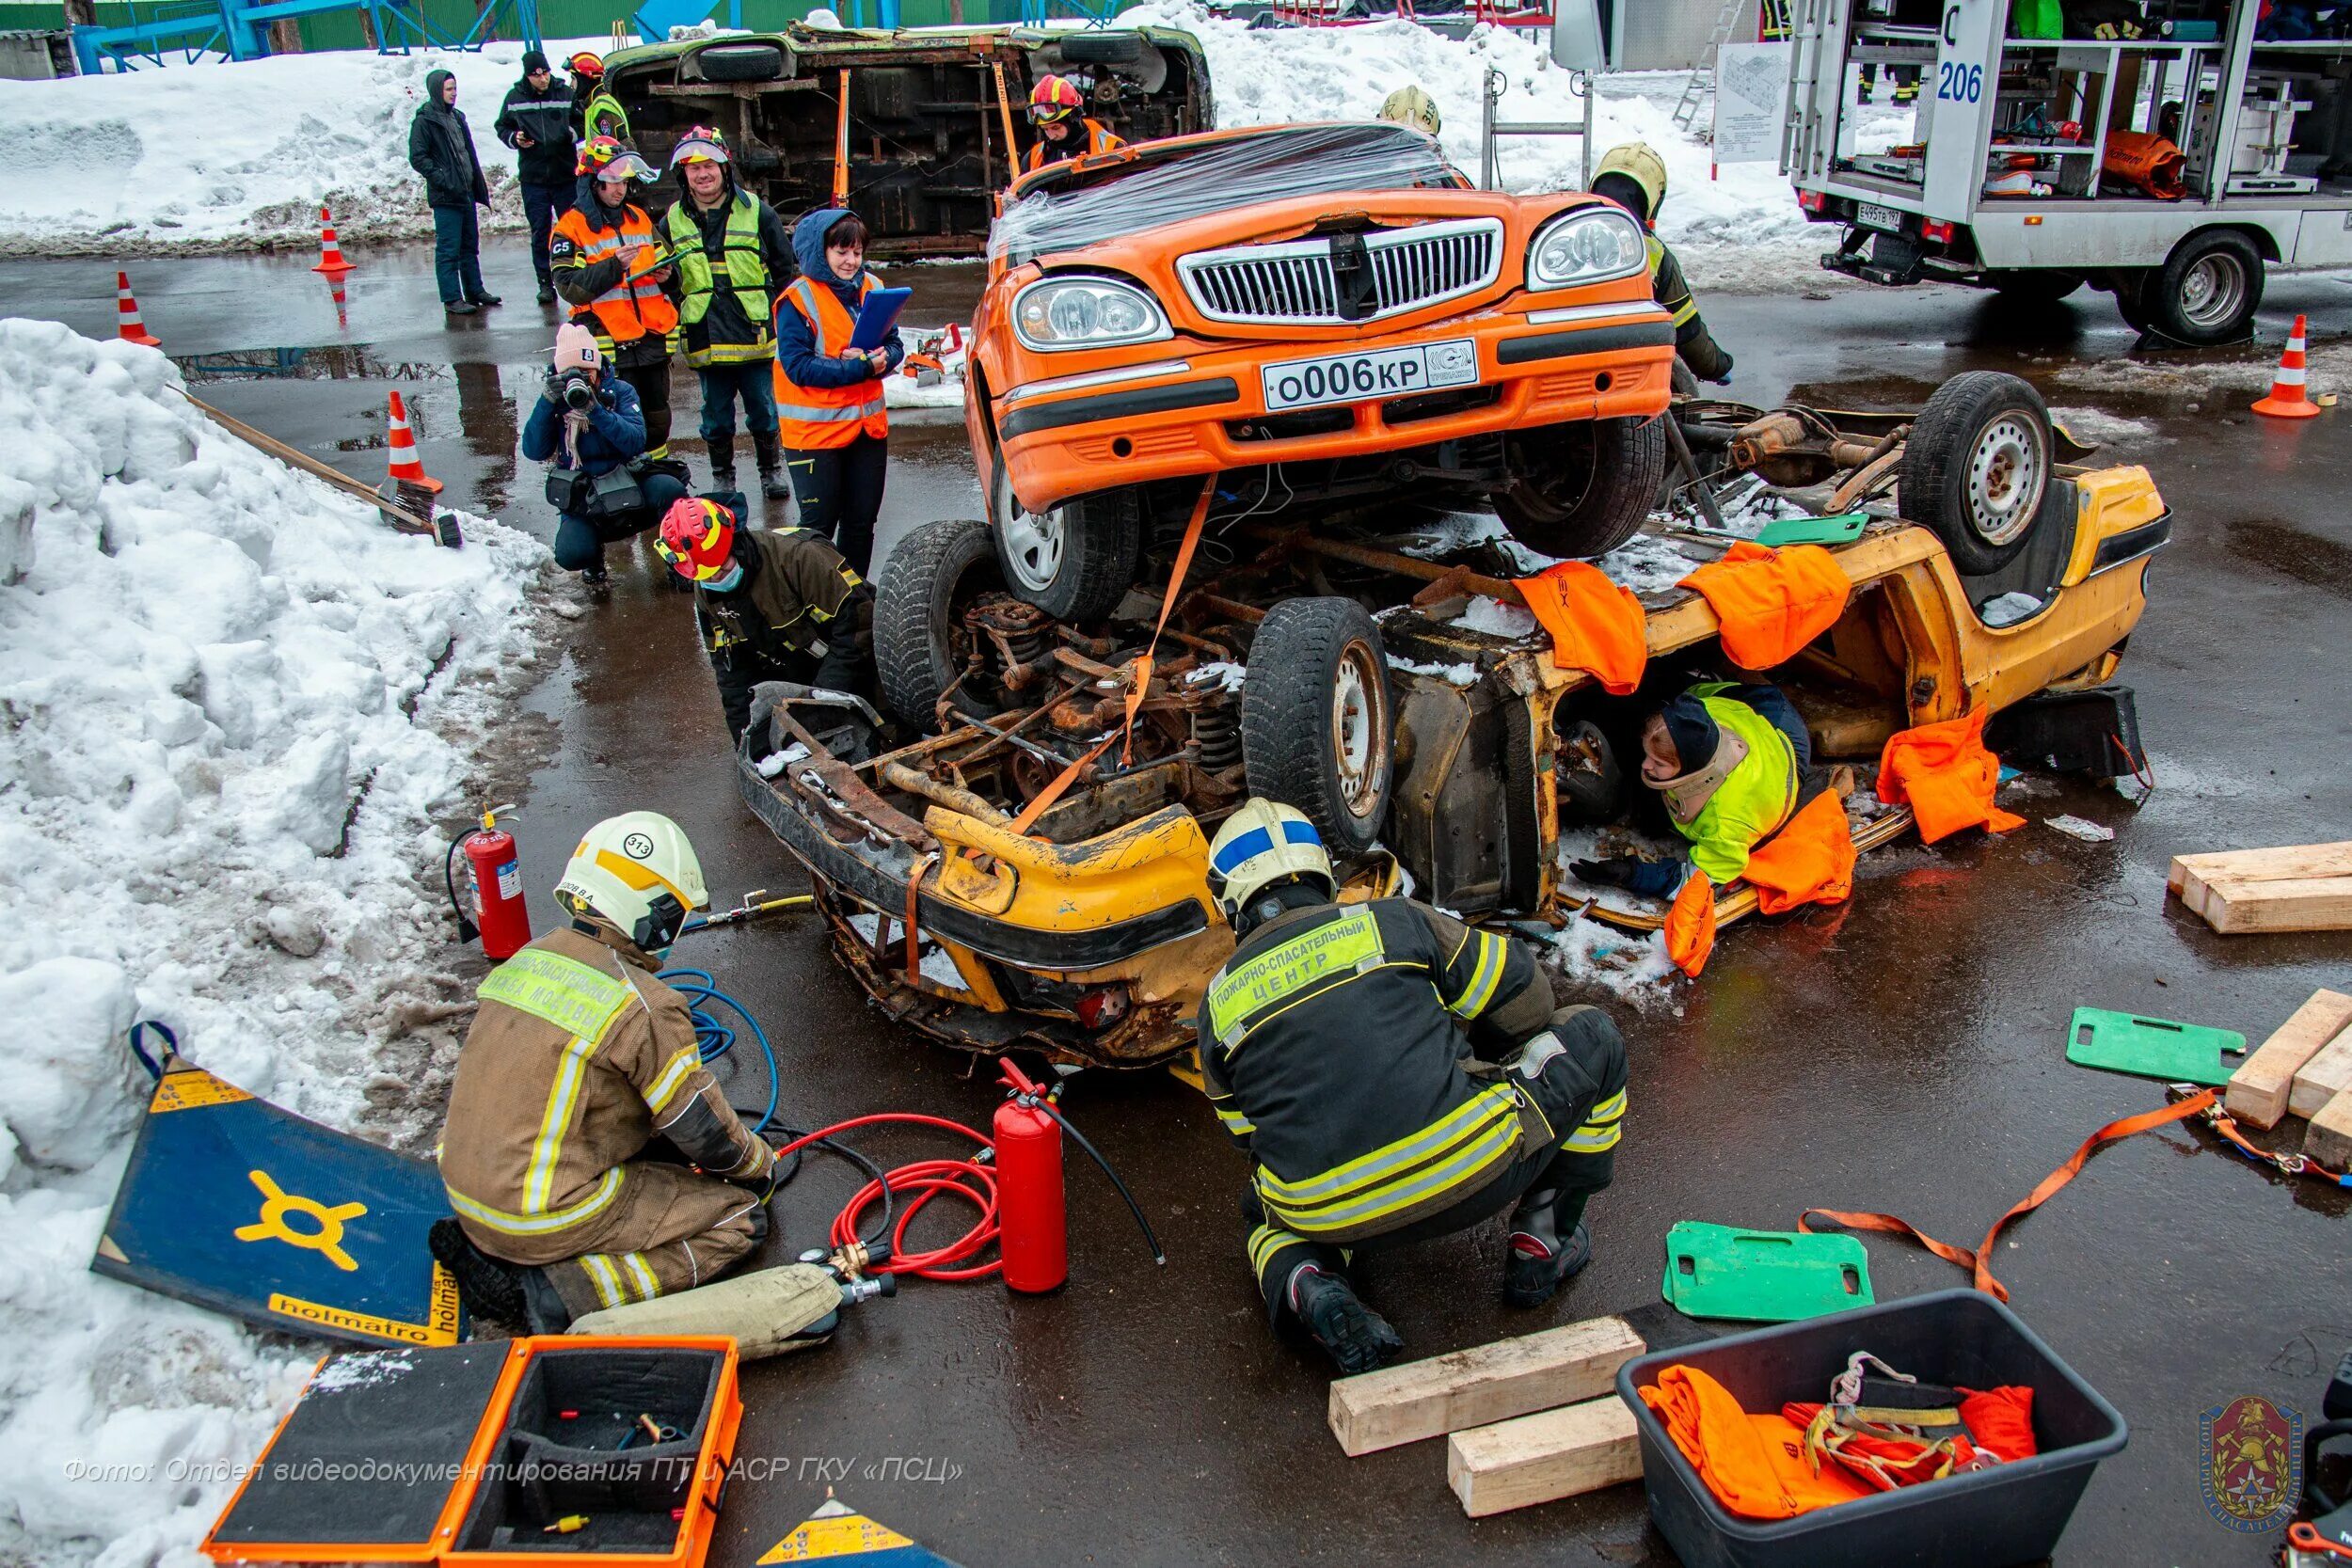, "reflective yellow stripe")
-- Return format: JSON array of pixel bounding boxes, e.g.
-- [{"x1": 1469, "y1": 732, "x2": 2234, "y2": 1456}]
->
[
  {"x1": 1565, "y1": 1087, "x2": 1627, "y2": 1153},
  {"x1": 581, "y1": 1254, "x2": 626, "y2": 1309},
  {"x1": 1445, "y1": 928, "x2": 1505, "y2": 1019},
  {"x1": 1212, "y1": 1101, "x2": 1256, "y2": 1136},
  {"x1": 1256, "y1": 1086, "x2": 1515, "y2": 1206},
  {"x1": 1263, "y1": 1110, "x2": 1522, "y2": 1233},
  {"x1": 773, "y1": 396, "x2": 886, "y2": 423},
  {"x1": 644, "y1": 1046, "x2": 701, "y2": 1114},
  {"x1": 1248, "y1": 1223, "x2": 1307, "y2": 1276},
  {"x1": 1206, "y1": 908, "x2": 1384, "y2": 1045},
  {"x1": 525, "y1": 1035, "x2": 597, "y2": 1212},
  {"x1": 444, "y1": 1165, "x2": 624, "y2": 1236},
  {"x1": 1670, "y1": 295, "x2": 1699, "y2": 328},
  {"x1": 479, "y1": 949, "x2": 632, "y2": 1041},
  {"x1": 623, "y1": 1253, "x2": 660, "y2": 1301}
]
